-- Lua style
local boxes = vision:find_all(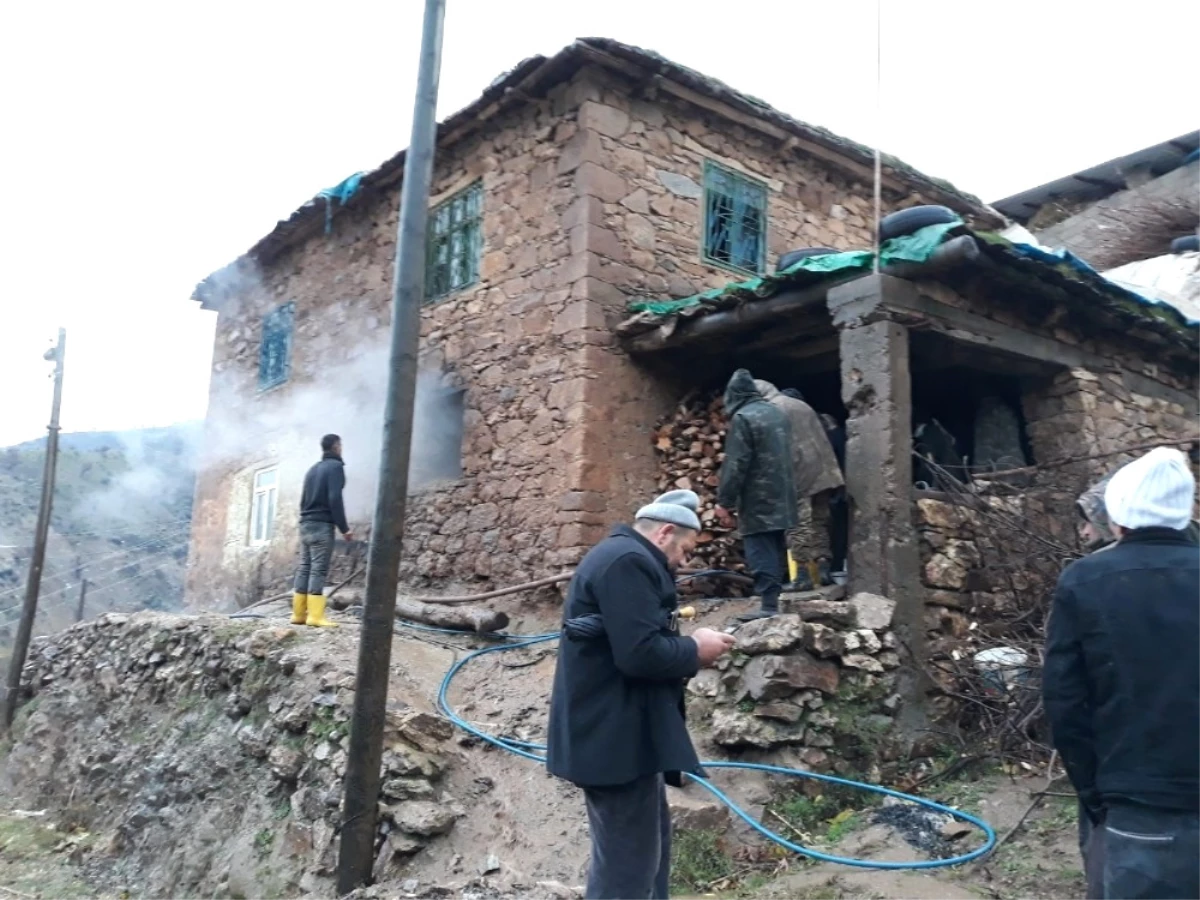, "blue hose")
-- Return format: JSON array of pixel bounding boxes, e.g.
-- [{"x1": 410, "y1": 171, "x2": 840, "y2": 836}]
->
[{"x1": 420, "y1": 622, "x2": 997, "y2": 869}]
